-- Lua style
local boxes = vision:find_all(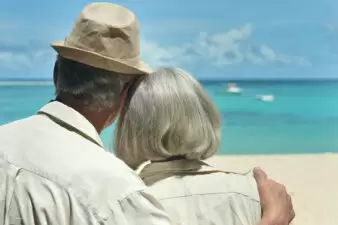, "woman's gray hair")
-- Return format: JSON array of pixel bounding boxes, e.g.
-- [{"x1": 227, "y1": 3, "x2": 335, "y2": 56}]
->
[{"x1": 114, "y1": 68, "x2": 221, "y2": 170}]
